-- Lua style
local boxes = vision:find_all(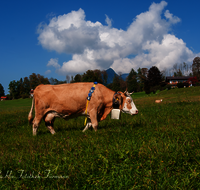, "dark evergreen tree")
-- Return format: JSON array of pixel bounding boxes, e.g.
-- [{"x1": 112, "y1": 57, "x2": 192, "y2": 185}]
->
[
  {"x1": 82, "y1": 70, "x2": 103, "y2": 83},
  {"x1": 111, "y1": 74, "x2": 121, "y2": 92},
  {"x1": 0, "y1": 83, "x2": 5, "y2": 96},
  {"x1": 8, "y1": 74, "x2": 50, "y2": 99},
  {"x1": 19, "y1": 78, "x2": 25, "y2": 97},
  {"x1": 126, "y1": 69, "x2": 138, "y2": 92},
  {"x1": 73, "y1": 74, "x2": 82, "y2": 82},
  {"x1": 82, "y1": 70, "x2": 95, "y2": 82},
  {"x1": 144, "y1": 66, "x2": 162, "y2": 94},
  {"x1": 23, "y1": 77, "x2": 31, "y2": 97},
  {"x1": 8, "y1": 80, "x2": 20, "y2": 99},
  {"x1": 137, "y1": 68, "x2": 146, "y2": 91},
  {"x1": 102, "y1": 70, "x2": 108, "y2": 85},
  {"x1": 37, "y1": 74, "x2": 50, "y2": 85},
  {"x1": 29, "y1": 73, "x2": 40, "y2": 89},
  {"x1": 192, "y1": 57, "x2": 200, "y2": 80},
  {"x1": 109, "y1": 74, "x2": 126, "y2": 92},
  {"x1": 29, "y1": 73, "x2": 49, "y2": 89}
]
